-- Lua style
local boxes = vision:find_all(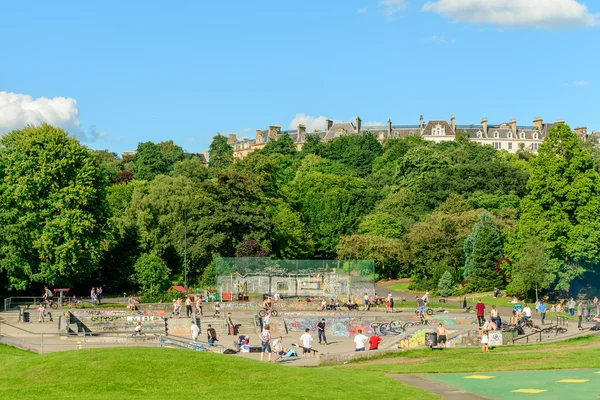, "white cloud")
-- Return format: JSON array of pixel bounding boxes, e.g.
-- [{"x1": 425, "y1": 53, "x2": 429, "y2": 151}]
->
[
  {"x1": 289, "y1": 113, "x2": 329, "y2": 132},
  {"x1": 358, "y1": 8, "x2": 368, "y2": 14},
  {"x1": 573, "y1": 80, "x2": 589, "y2": 87},
  {"x1": 362, "y1": 120, "x2": 385, "y2": 127},
  {"x1": 378, "y1": 0, "x2": 406, "y2": 18},
  {"x1": 0, "y1": 91, "x2": 92, "y2": 139},
  {"x1": 422, "y1": 0, "x2": 598, "y2": 29},
  {"x1": 426, "y1": 35, "x2": 456, "y2": 44}
]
